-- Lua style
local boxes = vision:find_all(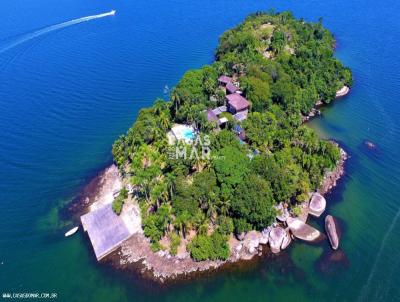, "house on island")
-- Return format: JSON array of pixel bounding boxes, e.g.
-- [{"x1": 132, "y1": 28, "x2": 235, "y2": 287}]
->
[
  {"x1": 207, "y1": 75, "x2": 249, "y2": 128},
  {"x1": 226, "y1": 82, "x2": 239, "y2": 94},
  {"x1": 206, "y1": 107, "x2": 228, "y2": 127},
  {"x1": 226, "y1": 93, "x2": 249, "y2": 114},
  {"x1": 226, "y1": 93, "x2": 250, "y2": 121},
  {"x1": 218, "y1": 75, "x2": 240, "y2": 94},
  {"x1": 218, "y1": 75, "x2": 232, "y2": 86}
]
